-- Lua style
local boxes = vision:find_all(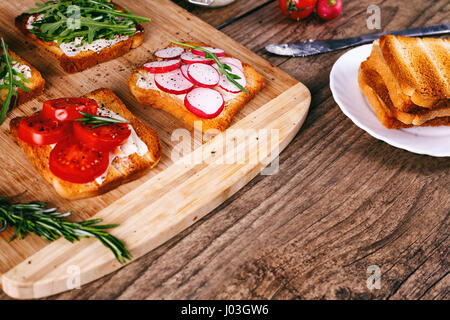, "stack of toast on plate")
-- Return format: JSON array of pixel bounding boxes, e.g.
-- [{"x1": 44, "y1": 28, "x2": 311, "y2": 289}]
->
[{"x1": 358, "y1": 35, "x2": 450, "y2": 129}]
